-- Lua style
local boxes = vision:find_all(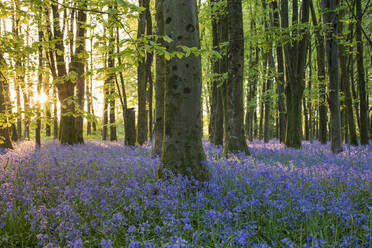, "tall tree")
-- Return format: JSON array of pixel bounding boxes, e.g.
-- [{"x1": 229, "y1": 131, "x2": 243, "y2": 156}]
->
[
  {"x1": 0, "y1": 54, "x2": 13, "y2": 149},
  {"x1": 137, "y1": 0, "x2": 151, "y2": 145},
  {"x1": 152, "y1": 0, "x2": 165, "y2": 155},
  {"x1": 355, "y1": 0, "x2": 368, "y2": 145},
  {"x1": 160, "y1": 0, "x2": 209, "y2": 181},
  {"x1": 323, "y1": 0, "x2": 342, "y2": 153},
  {"x1": 51, "y1": 3, "x2": 77, "y2": 144},
  {"x1": 271, "y1": 0, "x2": 286, "y2": 143},
  {"x1": 223, "y1": 0, "x2": 249, "y2": 154},
  {"x1": 209, "y1": 0, "x2": 224, "y2": 146},
  {"x1": 339, "y1": 9, "x2": 358, "y2": 146},
  {"x1": 73, "y1": 1, "x2": 87, "y2": 144},
  {"x1": 281, "y1": 0, "x2": 310, "y2": 148},
  {"x1": 310, "y1": 0, "x2": 328, "y2": 144}
]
